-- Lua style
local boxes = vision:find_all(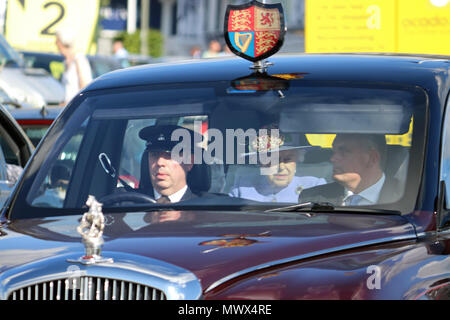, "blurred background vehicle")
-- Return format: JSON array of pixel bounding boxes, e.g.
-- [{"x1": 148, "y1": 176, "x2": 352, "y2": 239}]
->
[
  {"x1": 0, "y1": 34, "x2": 64, "y2": 108},
  {"x1": 8, "y1": 106, "x2": 63, "y2": 147},
  {"x1": 21, "y1": 51, "x2": 124, "y2": 80}
]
